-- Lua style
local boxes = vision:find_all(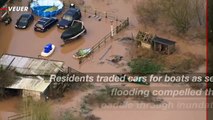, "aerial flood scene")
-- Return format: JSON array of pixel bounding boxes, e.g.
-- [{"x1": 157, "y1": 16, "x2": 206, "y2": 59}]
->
[{"x1": 0, "y1": 0, "x2": 208, "y2": 120}]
